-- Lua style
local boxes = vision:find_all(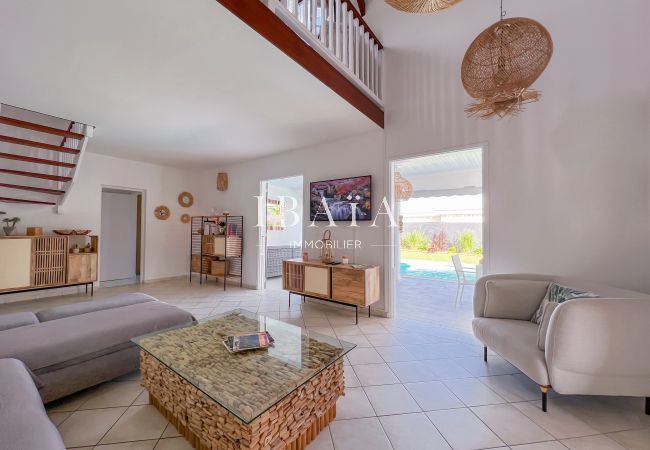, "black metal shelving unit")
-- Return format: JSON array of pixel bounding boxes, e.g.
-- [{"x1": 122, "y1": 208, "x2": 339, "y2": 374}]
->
[{"x1": 189, "y1": 215, "x2": 243, "y2": 290}]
